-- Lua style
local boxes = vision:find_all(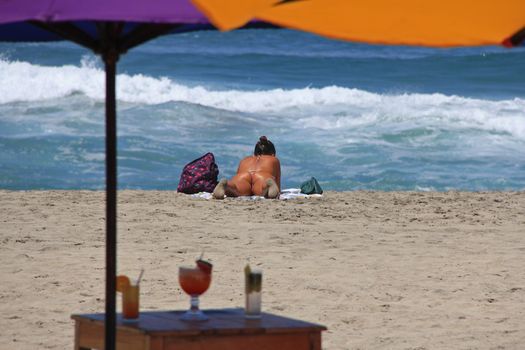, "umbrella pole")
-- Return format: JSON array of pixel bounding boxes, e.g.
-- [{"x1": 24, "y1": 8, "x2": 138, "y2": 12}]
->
[{"x1": 104, "y1": 50, "x2": 118, "y2": 350}]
